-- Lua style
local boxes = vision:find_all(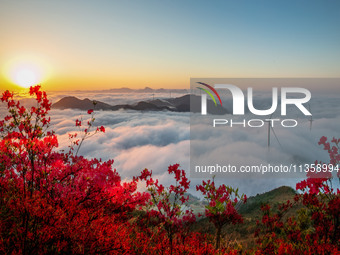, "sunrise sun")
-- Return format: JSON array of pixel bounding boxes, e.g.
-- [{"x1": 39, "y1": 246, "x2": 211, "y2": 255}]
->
[
  {"x1": 14, "y1": 68, "x2": 39, "y2": 88},
  {"x1": 4, "y1": 55, "x2": 50, "y2": 89}
]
